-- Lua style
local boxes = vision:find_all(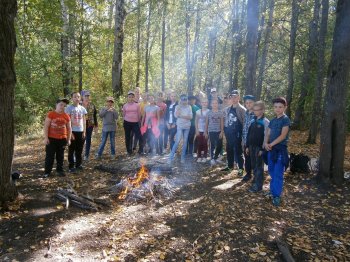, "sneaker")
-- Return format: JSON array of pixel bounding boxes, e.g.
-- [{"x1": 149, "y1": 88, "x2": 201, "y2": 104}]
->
[
  {"x1": 193, "y1": 153, "x2": 197, "y2": 158},
  {"x1": 272, "y1": 197, "x2": 281, "y2": 206},
  {"x1": 43, "y1": 173, "x2": 50, "y2": 178},
  {"x1": 210, "y1": 159, "x2": 216, "y2": 165},
  {"x1": 242, "y1": 174, "x2": 251, "y2": 182},
  {"x1": 237, "y1": 169, "x2": 244, "y2": 176},
  {"x1": 83, "y1": 155, "x2": 89, "y2": 161},
  {"x1": 56, "y1": 170, "x2": 66, "y2": 177},
  {"x1": 215, "y1": 159, "x2": 224, "y2": 164},
  {"x1": 95, "y1": 154, "x2": 101, "y2": 160},
  {"x1": 180, "y1": 159, "x2": 185, "y2": 164},
  {"x1": 217, "y1": 155, "x2": 224, "y2": 161},
  {"x1": 220, "y1": 167, "x2": 232, "y2": 172},
  {"x1": 197, "y1": 158, "x2": 203, "y2": 163},
  {"x1": 201, "y1": 158, "x2": 207, "y2": 163},
  {"x1": 111, "y1": 155, "x2": 116, "y2": 160},
  {"x1": 248, "y1": 187, "x2": 258, "y2": 193},
  {"x1": 69, "y1": 168, "x2": 76, "y2": 173}
]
